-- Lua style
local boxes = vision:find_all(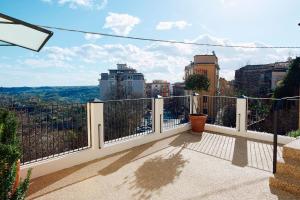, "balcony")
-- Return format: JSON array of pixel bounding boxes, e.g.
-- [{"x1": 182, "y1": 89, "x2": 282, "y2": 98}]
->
[
  {"x1": 26, "y1": 131, "x2": 298, "y2": 200},
  {"x1": 4, "y1": 95, "x2": 299, "y2": 199}
]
